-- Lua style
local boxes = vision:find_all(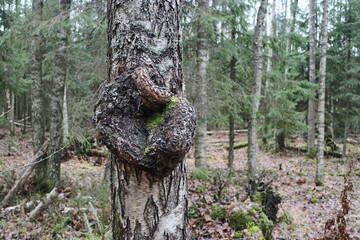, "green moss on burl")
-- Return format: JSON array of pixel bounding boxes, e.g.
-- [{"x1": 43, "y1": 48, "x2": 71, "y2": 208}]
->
[
  {"x1": 145, "y1": 113, "x2": 164, "y2": 130},
  {"x1": 145, "y1": 96, "x2": 179, "y2": 131},
  {"x1": 144, "y1": 145, "x2": 155, "y2": 155}
]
